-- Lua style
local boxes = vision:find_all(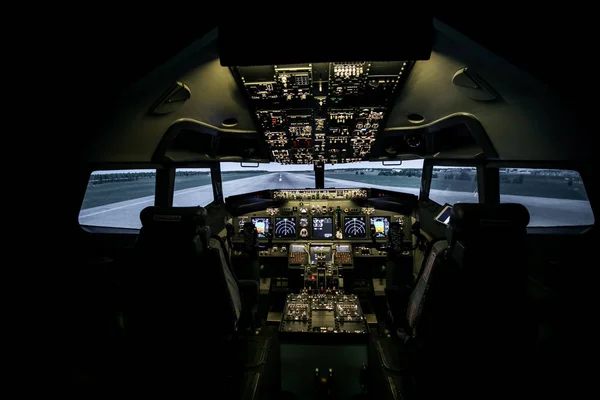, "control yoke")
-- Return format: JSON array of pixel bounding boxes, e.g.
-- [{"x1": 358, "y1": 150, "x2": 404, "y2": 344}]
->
[
  {"x1": 243, "y1": 222, "x2": 258, "y2": 255},
  {"x1": 410, "y1": 221, "x2": 429, "y2": 253},
  {"x1": 367, "y1": 221, "x2": 405, "y2": 254},
  {"x1": 226, "y1": 222, "x2": 273, "y2": 258},
  {"x1": 225, "y1": 223, "x2": 235, "y2": 249},
  {"x1": 387, "y1": 222, "x2": 405, "y2": 255},
  {"x1": 368, "y1": 222, "x2": 404, "y2": 253},
  {"x1": 370, "y1": 226, "x2": 377, "y2": 247}
]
